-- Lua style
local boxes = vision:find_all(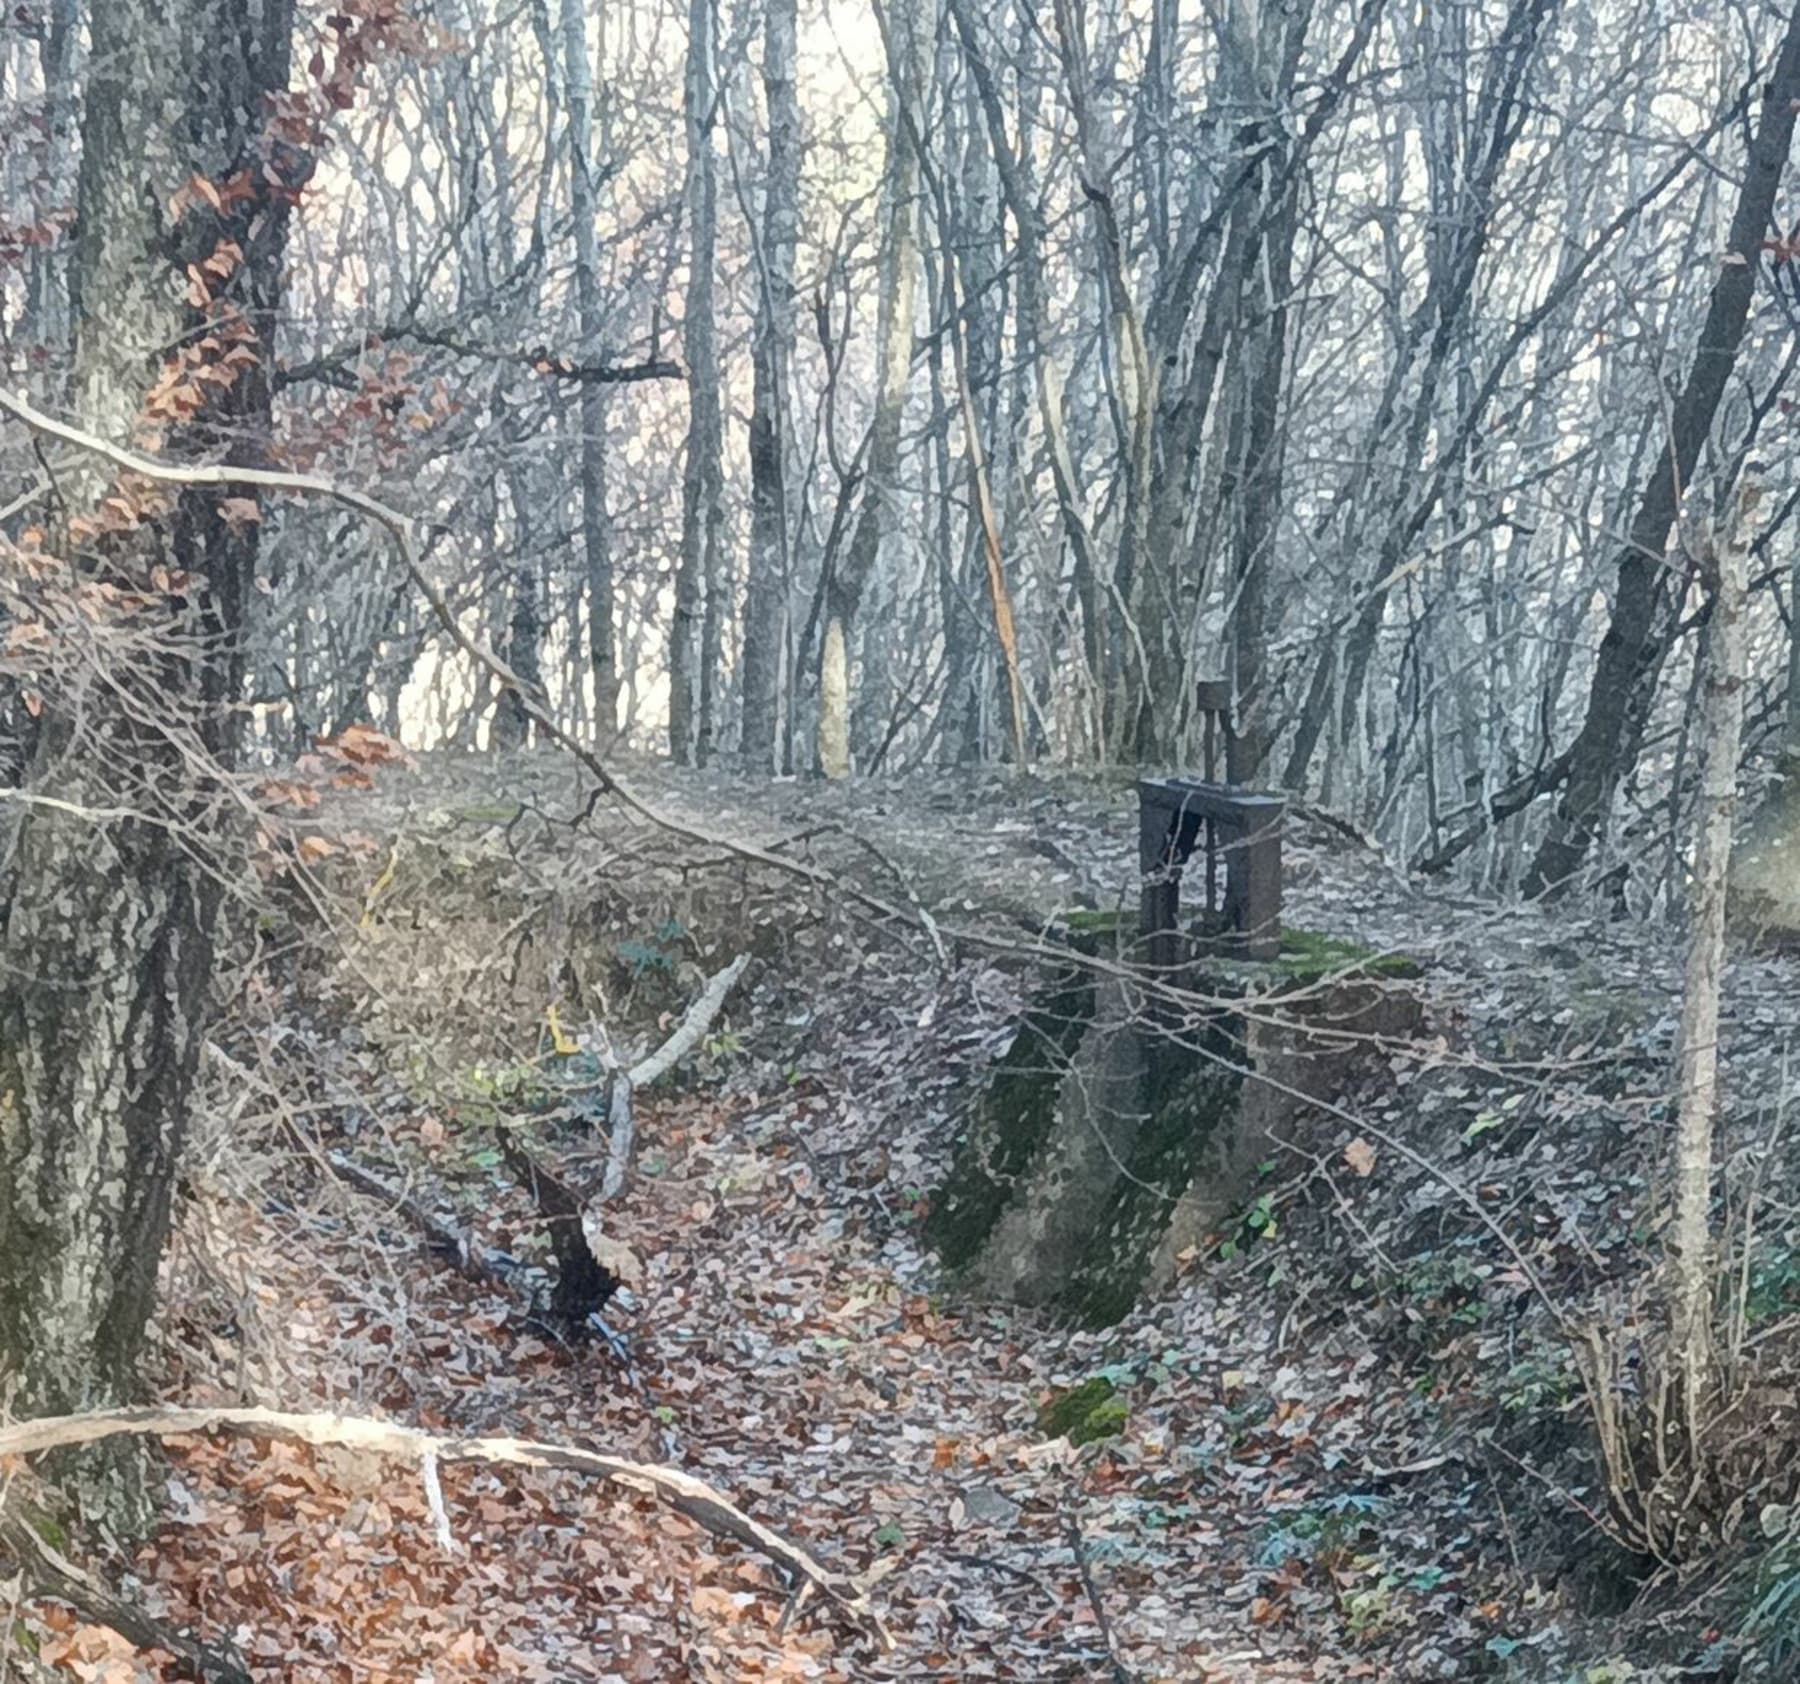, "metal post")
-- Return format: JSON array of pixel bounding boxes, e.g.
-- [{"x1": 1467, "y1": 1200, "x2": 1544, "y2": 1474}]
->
[{"x1": 1194, "y1": 679, "x2": 1231, "y2": 918}]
